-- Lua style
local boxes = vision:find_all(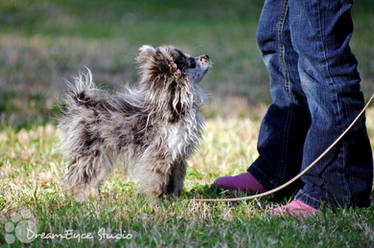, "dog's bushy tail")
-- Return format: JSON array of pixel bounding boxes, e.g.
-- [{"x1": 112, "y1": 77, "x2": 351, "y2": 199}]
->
[
  {"x1": 58, "y1": 68, "x2": 102, "y2": 157},
  {"x1": 63, "y1": 68, "x2": 100, "y2": 109}
]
